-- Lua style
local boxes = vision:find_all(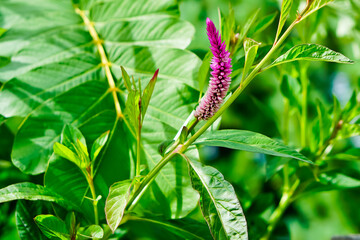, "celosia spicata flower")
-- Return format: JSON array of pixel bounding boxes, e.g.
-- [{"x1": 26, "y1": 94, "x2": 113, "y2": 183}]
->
[{"x1": 194, "y1": 18, "x2": 232, "y2": 120}]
